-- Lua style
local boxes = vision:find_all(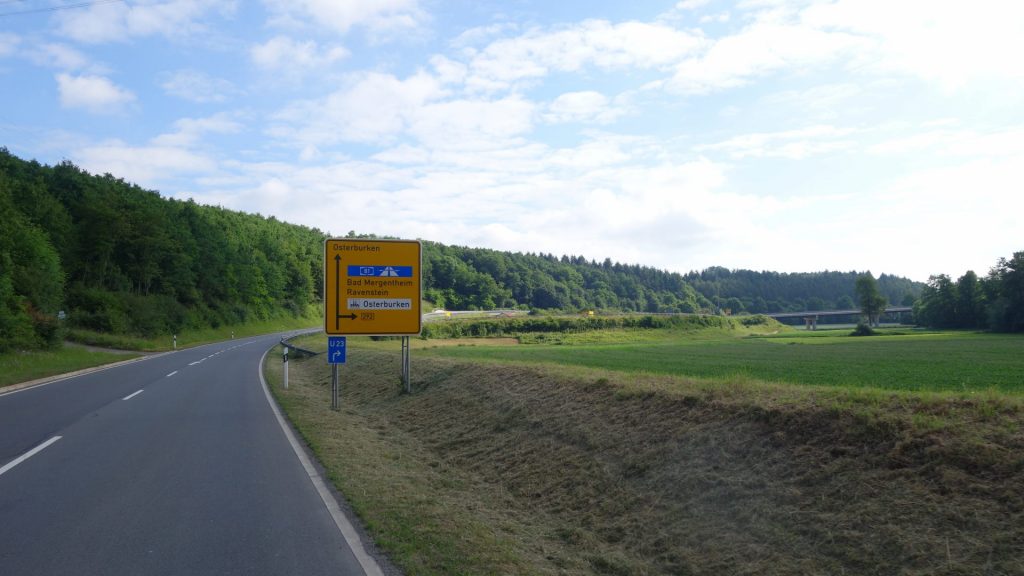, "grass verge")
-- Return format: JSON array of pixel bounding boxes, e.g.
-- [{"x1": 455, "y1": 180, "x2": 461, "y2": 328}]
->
[
  {"x1": 266, "y1": 333, "x2": 1024, "y2": 575},
  {"x1": 0, "y1": 346, "x2": 141, "y2": 389},
  {"x1": 66, "y1": 313, "x2": 321, "y2": 351},
  {"x1": 1, "y1": 314, "x2": 319, "y2": 390}
]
